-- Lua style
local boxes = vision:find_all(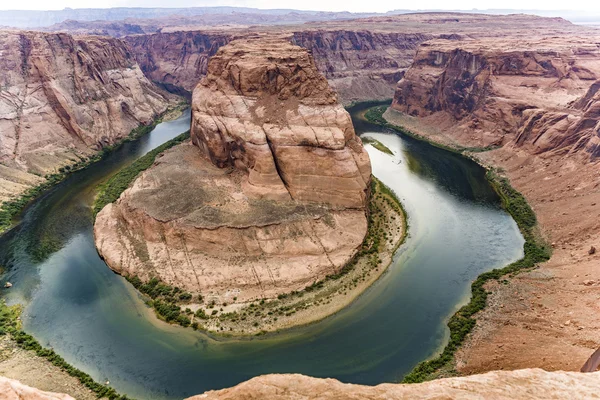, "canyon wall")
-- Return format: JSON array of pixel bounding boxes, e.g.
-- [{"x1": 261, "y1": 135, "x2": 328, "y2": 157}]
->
[
  {"x1": 392, "y1": 37, "x2": 600, "y2": 151},
  {"x1": 124, "y1": 31, "x2": 232, "y2": 94},
  {"x1": 0, "y1": 30, "x2": 171, "y2": 202},
  {"x1": 94, "y1": 36, "x2": 371, "y2": 303},
  {"x1": 290, "y1": 30, "x2": 433, "y2": 102},
  {"x1": 385, "y1": 23, "x2": 600, "y2": 375},
  {"x1": 125, "y1": 29, "x2": 435, "y2": 103}
]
